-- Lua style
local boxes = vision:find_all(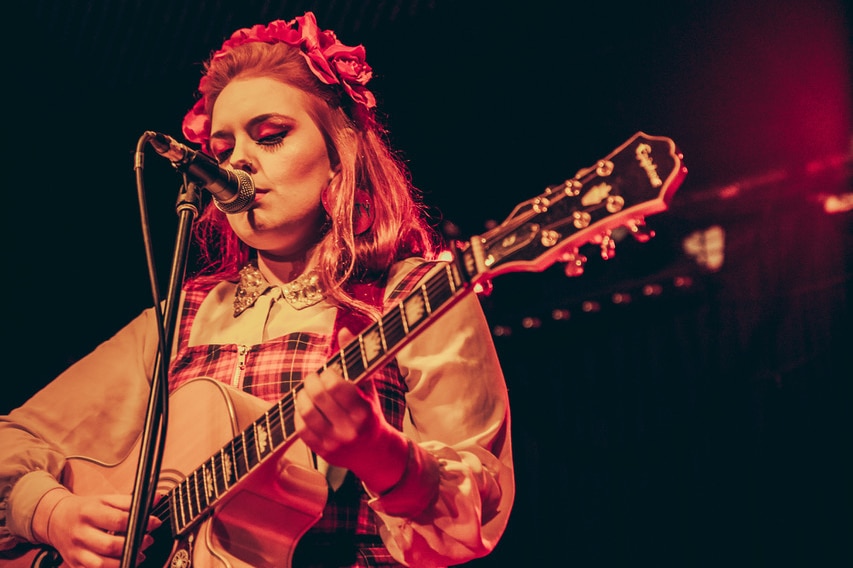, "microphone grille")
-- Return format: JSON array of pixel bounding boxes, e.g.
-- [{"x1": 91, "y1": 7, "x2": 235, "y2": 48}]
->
[{"x1": 214, "y1": 170, "x2": 255, "y2": 214}]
